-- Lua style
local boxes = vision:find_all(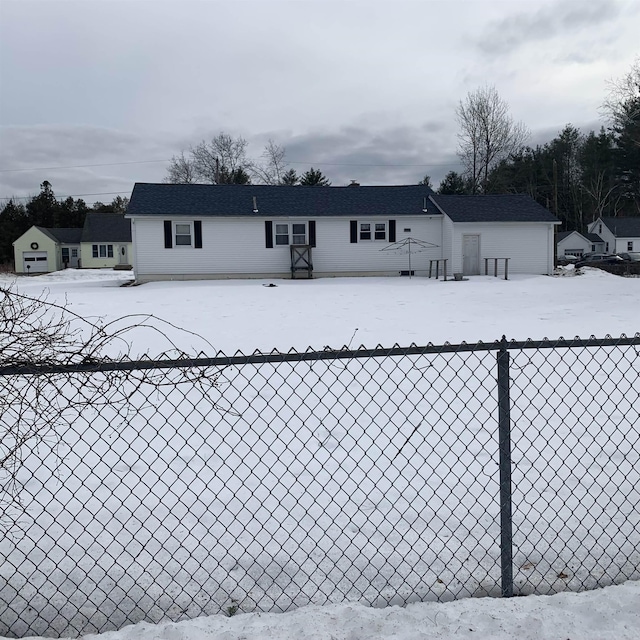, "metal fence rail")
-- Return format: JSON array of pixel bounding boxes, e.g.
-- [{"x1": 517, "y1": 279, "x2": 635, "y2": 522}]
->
[{"x1": 1, "y1": 335, "x2": 639, "y2": 637}]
